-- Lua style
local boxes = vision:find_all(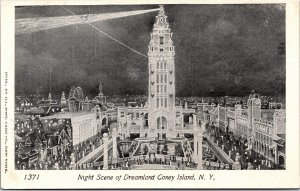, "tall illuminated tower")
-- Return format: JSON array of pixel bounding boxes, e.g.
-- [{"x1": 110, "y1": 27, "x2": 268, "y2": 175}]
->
[{"x1": 148, "y1": 6, "x2": 176, "y2": 138}]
